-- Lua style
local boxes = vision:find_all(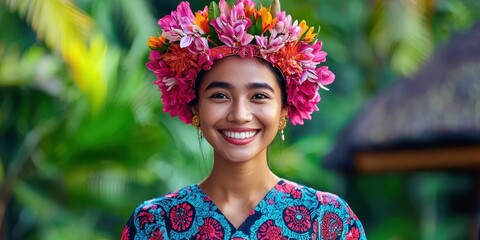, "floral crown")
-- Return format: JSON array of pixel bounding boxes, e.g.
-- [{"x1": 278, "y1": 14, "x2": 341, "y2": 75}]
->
[{"x1": 146, "y1": 0, "x2": 335, "y2": 125}]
